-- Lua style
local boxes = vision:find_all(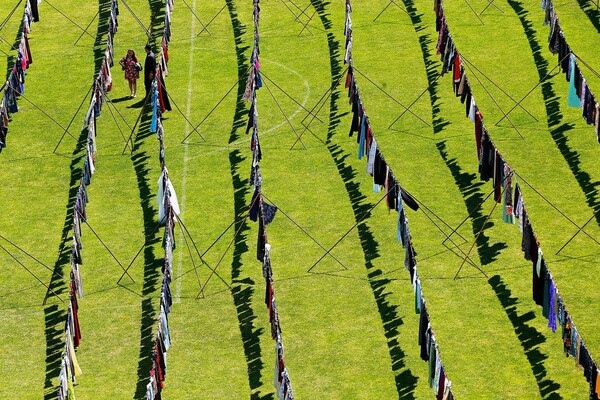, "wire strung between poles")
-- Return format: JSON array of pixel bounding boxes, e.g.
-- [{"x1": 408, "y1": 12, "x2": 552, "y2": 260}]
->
[
  {"x1": 196, "y1": 4, "x2": 227, "y2": 36},
  {"x1": 53, "y1": 83, "x2": 95, "y2": 153},
  {"x1": 495, "y1": 52, "x2": 569, "y2": 125},
  {"x1": 0, "y1": 240, "x2": 65, "y2": 303},
  {"x1": 307, "y1": 189, "x2": 390, "y2": 273},
  {"x1": 4, "y1": 81, "x2": 82, "y2": 146},
  {"x1": 261, "y1": 193, "x2": 349, "y2": 271},
  {"x1": 77, "y1": 209, "x2": 135, "y2": 283},
  {"x1": 45, "y1": 0, "x2": 96, "y2": 39},
  {"x1": 181, "y1": 65, "x2": 252, "y2": 143},
  {"x1": 73, "y1": 10, "x2": 100, "y2": 46}
]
